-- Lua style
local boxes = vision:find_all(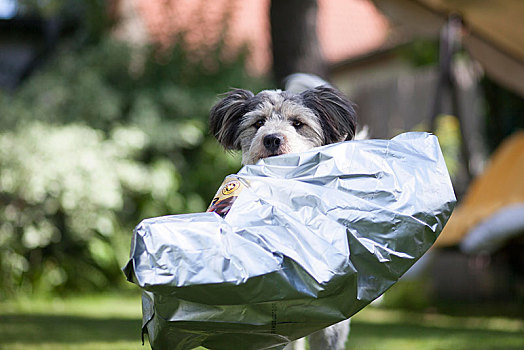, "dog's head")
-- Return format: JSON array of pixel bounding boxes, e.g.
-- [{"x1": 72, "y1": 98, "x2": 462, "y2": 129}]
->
[{"x1": 209, "y1": 86, "x2": 356, "y2": 164}]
